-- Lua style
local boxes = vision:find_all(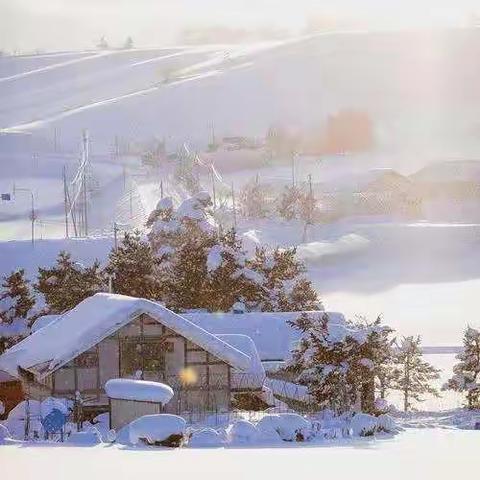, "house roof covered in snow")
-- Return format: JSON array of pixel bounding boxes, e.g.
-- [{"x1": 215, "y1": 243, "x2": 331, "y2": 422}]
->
[
  {"x1": 0, "y1": 293, "x2": 254, "y2": 379},
  {"x1": 316, "y1": 168, "x2": 411, "y2": 194},
  {"x1": 410, "y1": 160, "x2": 480, "y2": 184},
  {"x1": 216, "y1": 334, "x2": 265, "y2": 390},
  {"x1": 183, "y1": 311, "x2": 346, "y2": 362},
  {"x1": 31, "y1": 314, "x2": 60, "y2": 333}
]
